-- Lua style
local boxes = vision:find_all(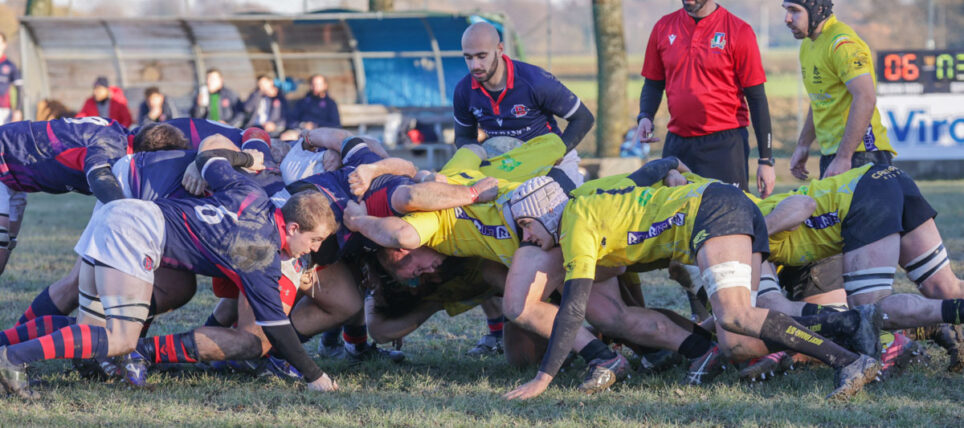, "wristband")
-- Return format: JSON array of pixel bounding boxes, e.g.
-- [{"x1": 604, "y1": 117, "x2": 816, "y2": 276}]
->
[
  {"x1": 468, "y1": 186, "x2": 479, "y2": 202},
  {"x1": 758, "y1": 158, "x2": 775, "y2": 167}
]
